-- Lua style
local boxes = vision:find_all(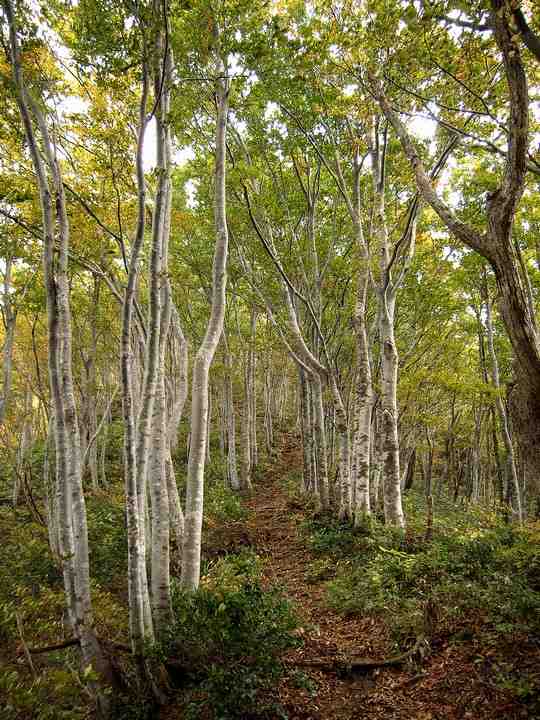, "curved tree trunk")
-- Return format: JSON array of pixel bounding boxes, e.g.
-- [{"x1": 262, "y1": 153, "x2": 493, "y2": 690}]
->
[
  {"x1": 3, "y1": 0, "x2": 114, "y2": 709},
  {"x1": 181, "y1": 50, "x2": 230, "y2": 590},
  {"x1": 373, "y1": 3, "x2": 540, "y2": 504}
]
